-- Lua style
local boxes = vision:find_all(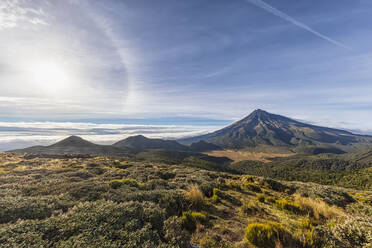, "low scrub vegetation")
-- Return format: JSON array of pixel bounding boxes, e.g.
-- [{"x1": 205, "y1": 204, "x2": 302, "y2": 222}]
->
[
  {"x1": 181, "y1": 210, "x2": 207, "y2": 232},
  {"x1": 293, "y1": 194, "x2": 345, "y2": 220},
  {"x1": 244, "y1": 222, "x2": 292, "y2": 248},
  {"x1": 109, "y1": 178, "x2": 144, "y2": 189},
  {"x1": 275, "y1": 199, "x2": 304, "y2": 215},
  {"x1": 0, "y1": 153, "x2": 371, "y2": 247},
  {"x1": 234, "y1": 156, "x2": 372, "y2": 191}
]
